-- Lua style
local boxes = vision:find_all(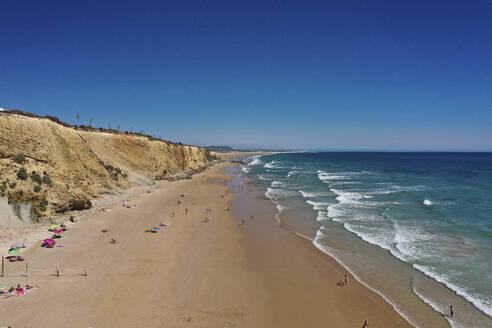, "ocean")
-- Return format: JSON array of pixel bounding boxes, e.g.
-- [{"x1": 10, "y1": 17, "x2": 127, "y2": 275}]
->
[{"x1": 242, "y1": 152, "x2": 492, "y2": 328}]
